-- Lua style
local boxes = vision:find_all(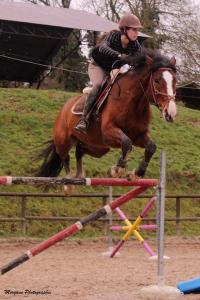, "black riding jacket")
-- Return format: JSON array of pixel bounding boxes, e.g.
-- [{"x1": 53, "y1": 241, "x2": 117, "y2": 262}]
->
[{"x1": 91, "y1": 30, "x2": 141, "y2": 72}]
